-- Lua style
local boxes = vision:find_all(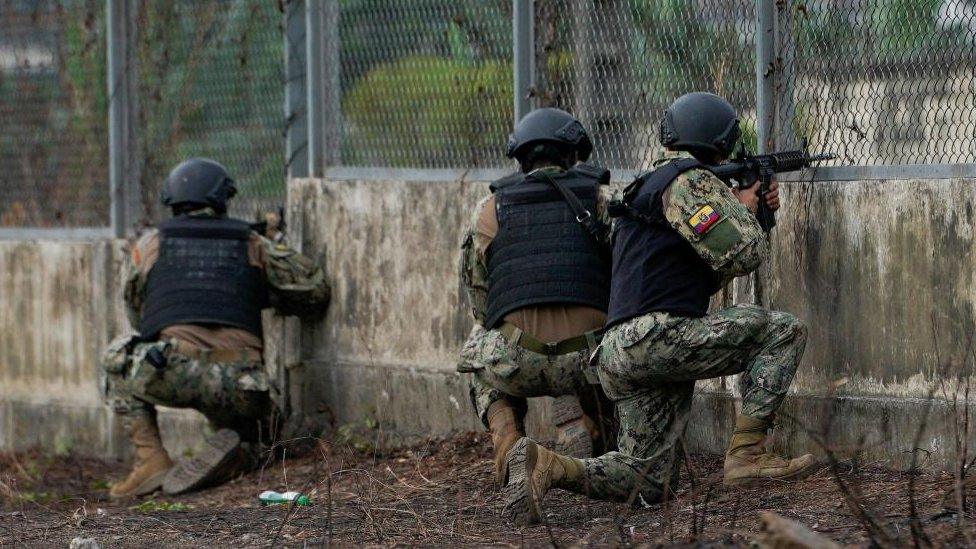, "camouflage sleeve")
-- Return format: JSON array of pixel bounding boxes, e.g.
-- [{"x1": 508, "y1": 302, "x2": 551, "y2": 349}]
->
[
  {"x1": 123, "y1": 259, "x2": 142, "y2": 329},
  {"x1": 122, "y1": 230, "x2": 156, "y2": 330},
  {"x1": 459, "y1": 197, "x2": 491, "y2": 323},
  {"x1": 663, "y1": 168, "x2": 768, "y2": 278},
  {"x1": 260, "y1": 236, "x2": 331, "y2": 318},
  {"x1": 596, "y1": 184, "x2": 621, "y2": 247}
]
